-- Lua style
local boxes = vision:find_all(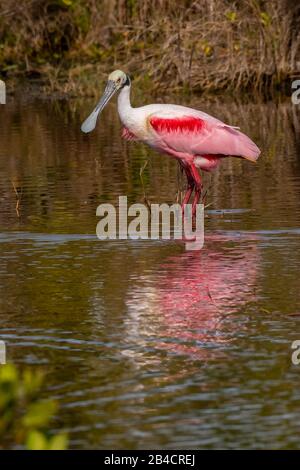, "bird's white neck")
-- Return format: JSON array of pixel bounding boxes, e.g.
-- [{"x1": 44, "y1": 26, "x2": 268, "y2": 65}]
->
[{"x1": 117, "y1": 85, "x2": 132, "y2": 124}]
